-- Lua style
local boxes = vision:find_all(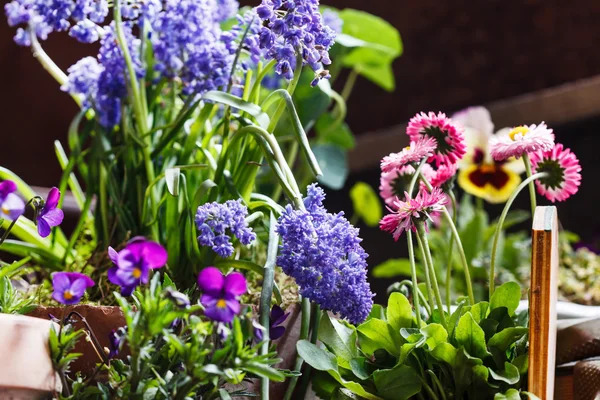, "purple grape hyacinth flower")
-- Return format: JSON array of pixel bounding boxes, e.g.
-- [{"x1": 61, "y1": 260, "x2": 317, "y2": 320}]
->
[
  {"x1": 0, "y1": 180, "x2": 25, "y2": 221},
  {"x1": 51, "y1": 272, "x2": 95, "y2": 305},
  {"x1": 198, "y1": 267, "x2": 247, "y2": 323},
  {"x1": 108, "y1": 237, "x2": 168, "y2": 296},
  {"x1": 36, "y1": 187, "x2": 64, "y2": 238}
]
